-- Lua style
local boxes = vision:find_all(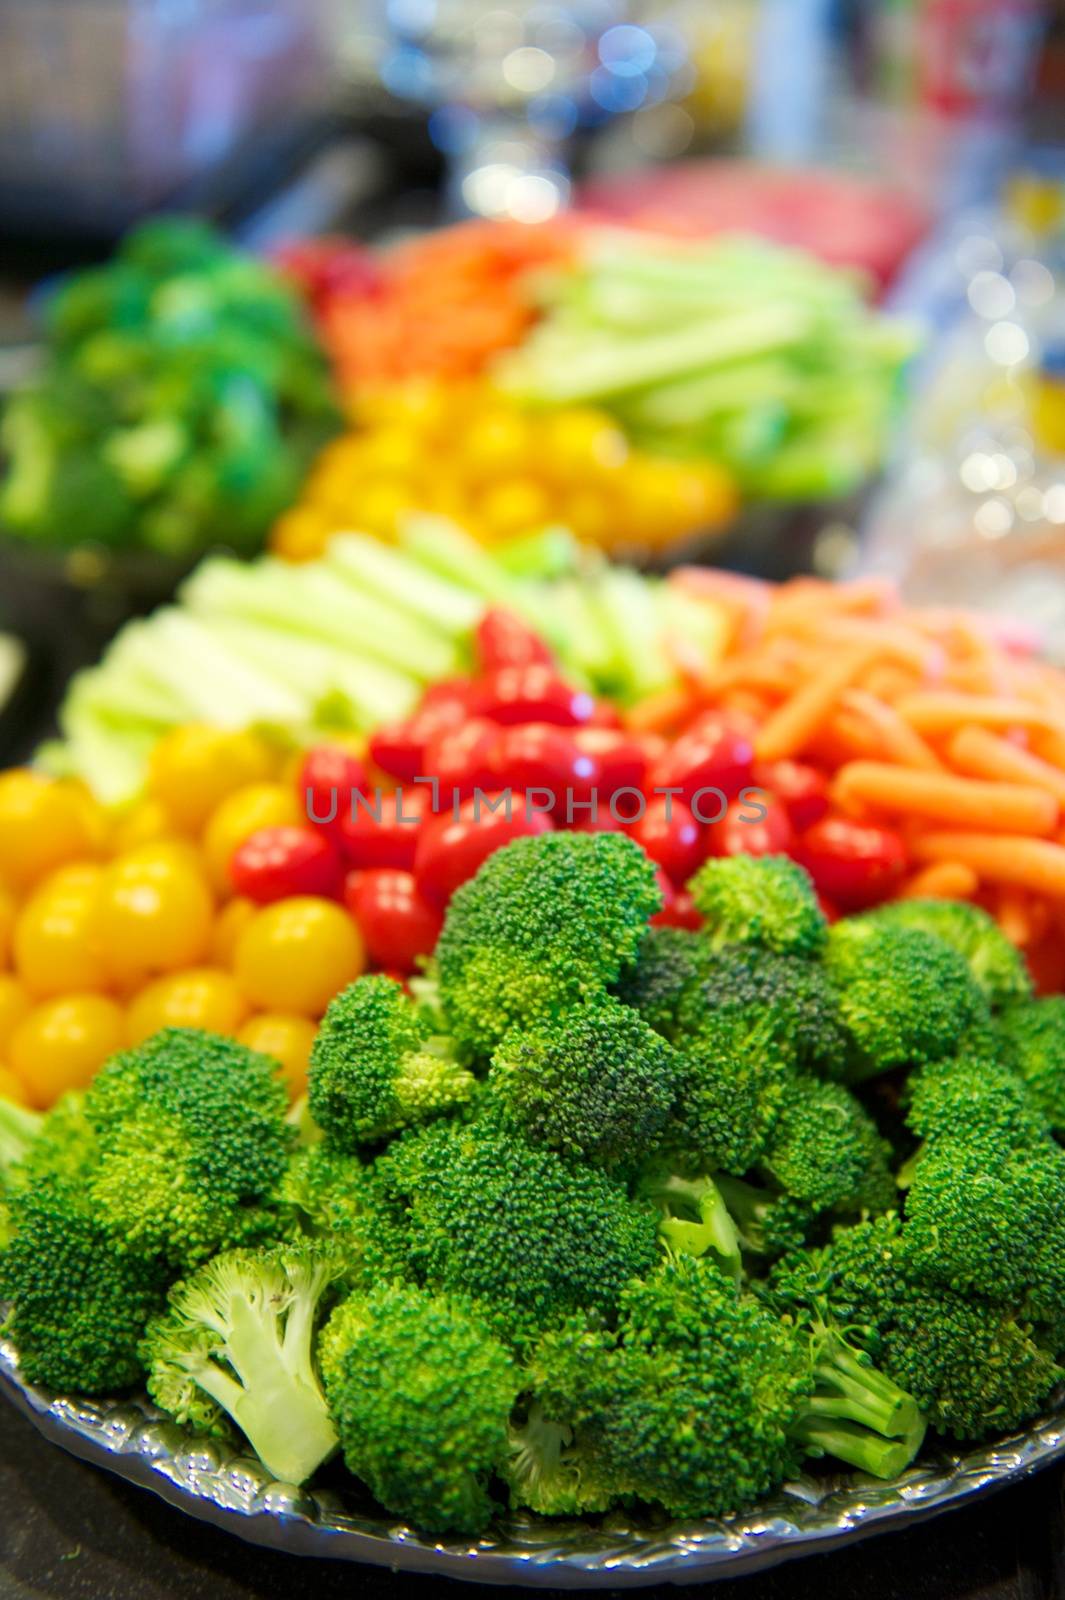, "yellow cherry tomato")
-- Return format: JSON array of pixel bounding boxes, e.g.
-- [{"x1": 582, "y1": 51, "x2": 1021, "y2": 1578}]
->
[
  {"x1": 109, "y1": 797, "x2": 173, "y2": 854},
  {"x1": 92, "y1": 842, "x2": 213, "y2": 985},
  {"x1": 0, "y1": 886, "x2": 16, "y2": 968},
  {"x1": 0, "y1": 975, "x2": 31, "y2": 1053},
  {"x1": 13, "y1": 865, "x2": 109, "y2": 998},
  {"x1": 460, "y1": 410, "x2": 533, "y2": 482},
  {"x1": 235, "y1": 898, "x2": 363, "y2": 1017},
  {"x1": 544, "y1": 409, "x2": 629, "y2": 484},
  {"x1": 10, "y1": 994, "x2": 124, "y2": 1107},
  {"x1": 211, "y1": 897, "x2": 257, "y2": 967},
  {"x1": 477, "y1": 478, "x2": 553, "y2": 543},
  {"x1": 203, "y1": 783, "x2": 301, "y2": 896},
  {"x1": 148, "y1": 725, "x2": 276, "y2": 835},
  {"x1": 0, "y1": 770, "x2": 100, "y2": 892},
  {"x1": 126, "y1": 967, "x2": 249, "y2": 1045},
  {"x1": 0, "y1": 1065, "x2": 30, "y2": 1106},
  {"x1": 271, "y1": 506, "x2": 332, "y2": 563},
  {"x1": 238, "y1": 1013, "x2": 317, "y2": 1097}
]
